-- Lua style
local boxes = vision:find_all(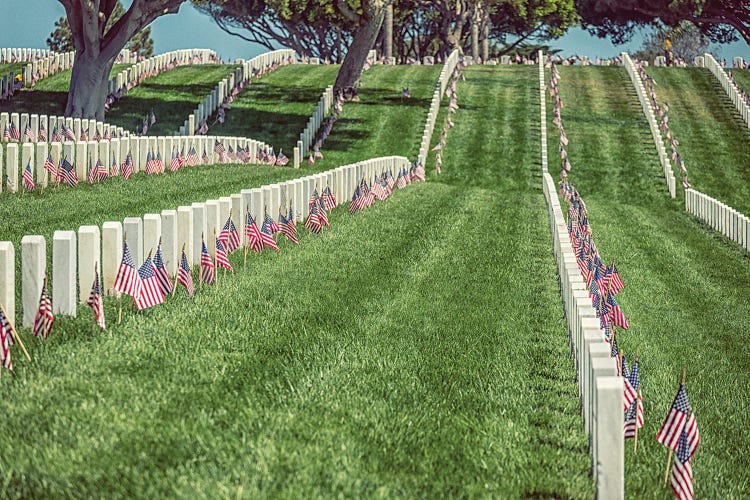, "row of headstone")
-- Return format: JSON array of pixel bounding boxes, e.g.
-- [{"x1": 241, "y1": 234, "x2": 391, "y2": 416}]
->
[
  {"x1": 0, "y1": 134, "x2": 272, "y2": 193},
  {"x1": 539, "y1": 51, "x2": 549, "y2": 174},
  {"x1": 685, "y1": 189, "x2": 750, "y2": 251},
  {"x1": 116, "y1": 49, "x2": 137, "y2": 65},
  {"x1": 733, "y1": 57, "x2": 745, "y2": 68},
  {"x1": 703, "y1": 53, "x2": 750, "y2": 129},
  {"x1": 0, "y1": 48, "x2": 54, "y2": 63},
  {"x1": 0, "y1": 112, "x2": 128, "y2": 144},
  {"x1": 182, "y1": 49, "x2": 297, "y2": 137},
  {"x1": 299, "y1": 86, "x2": 334, "y2": 159},
  {"x1": 0, "y1": 50, "x2": 76, "y2": 93},
  {"x1": 541, "y1": 171, "x2": 624, "y2": 499},
  {"x1": 537, "y1": 53, "x2": 623, "y2": 499},
  {"x1": 107, "y1": 49, "x2": 218, "y2": 97},
  {"x1": 417, "y1": 50, "x2": 461, "y2": 167},
  {"x1": 621, "y1": 53, "x2": 677, "y2": 198},
  {"x1": 0, "y1": 155, "x2": 410, "y2": 325}
]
